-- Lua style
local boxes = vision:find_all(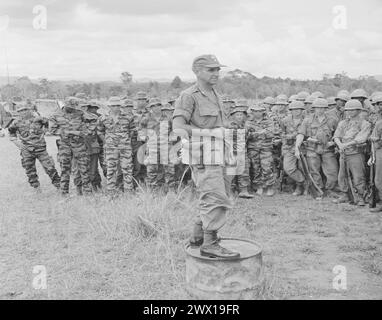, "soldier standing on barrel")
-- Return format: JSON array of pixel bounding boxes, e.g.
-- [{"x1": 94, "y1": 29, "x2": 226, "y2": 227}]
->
[{"x1": 172, "y1": 54, "x2": 240, "y2": 260}]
